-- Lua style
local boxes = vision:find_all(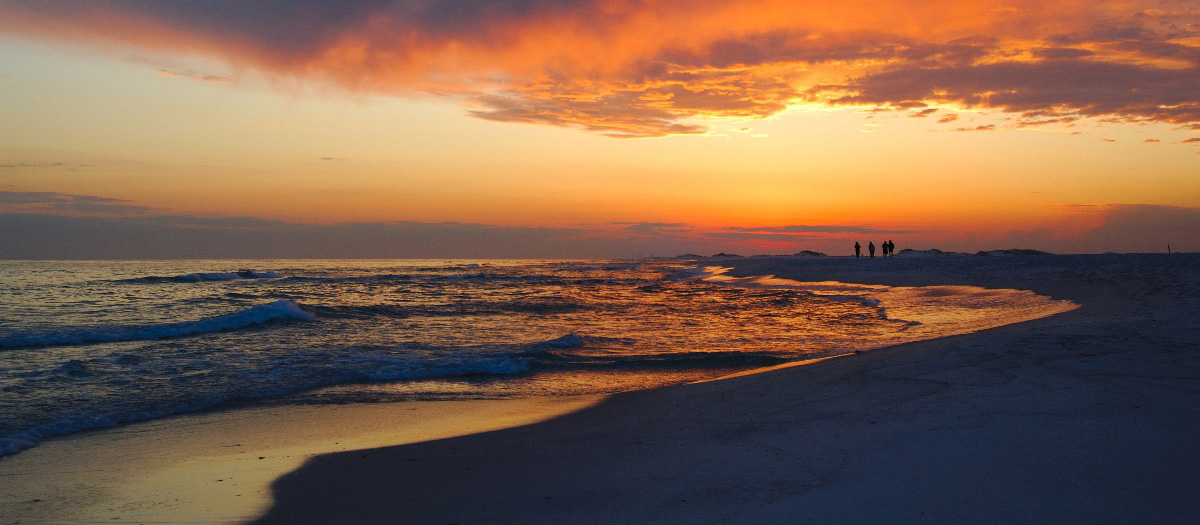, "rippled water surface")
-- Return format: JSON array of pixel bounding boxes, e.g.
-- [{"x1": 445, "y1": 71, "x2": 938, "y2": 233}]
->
[{"x1": 0, "y1": 259, "x2": 1072, "y2": 454}]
